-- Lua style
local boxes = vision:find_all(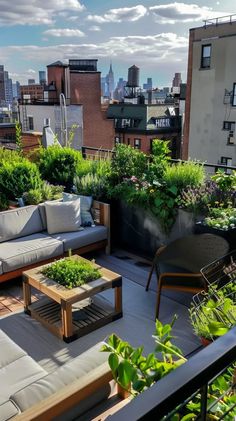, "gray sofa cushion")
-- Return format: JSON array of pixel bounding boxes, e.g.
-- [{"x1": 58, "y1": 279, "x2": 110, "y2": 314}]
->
[
  {"x1": 0, "y1": 261, "x2": 2, "y2": 275},
  {"x1": 0, "y1": 356, "x2": 46, "y2": 400},
  {"x1": 11, "y1": 342, "x2": 109, "y2": 412},
  {"x1": 0, "y1": 330, "x2": 27, "y2": 369},
  {"x1": 0, "y1": 206, "x2": 43, "y2": 243},
  {"x1": 0, "y1": 233, "x2": 63, "y2": 273},
  {"x1": 0, "y1": 398, "x2": 19, "y2": 421},
  {"x1": 45, "y1": 200, "x2": 81, "y2": 234},
  {"x1": 51, "y1": 225, "x2": 108, "y2": 252},
  {"x1": 63, "y1": 193, "x2": 94, "y2": 227}
]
